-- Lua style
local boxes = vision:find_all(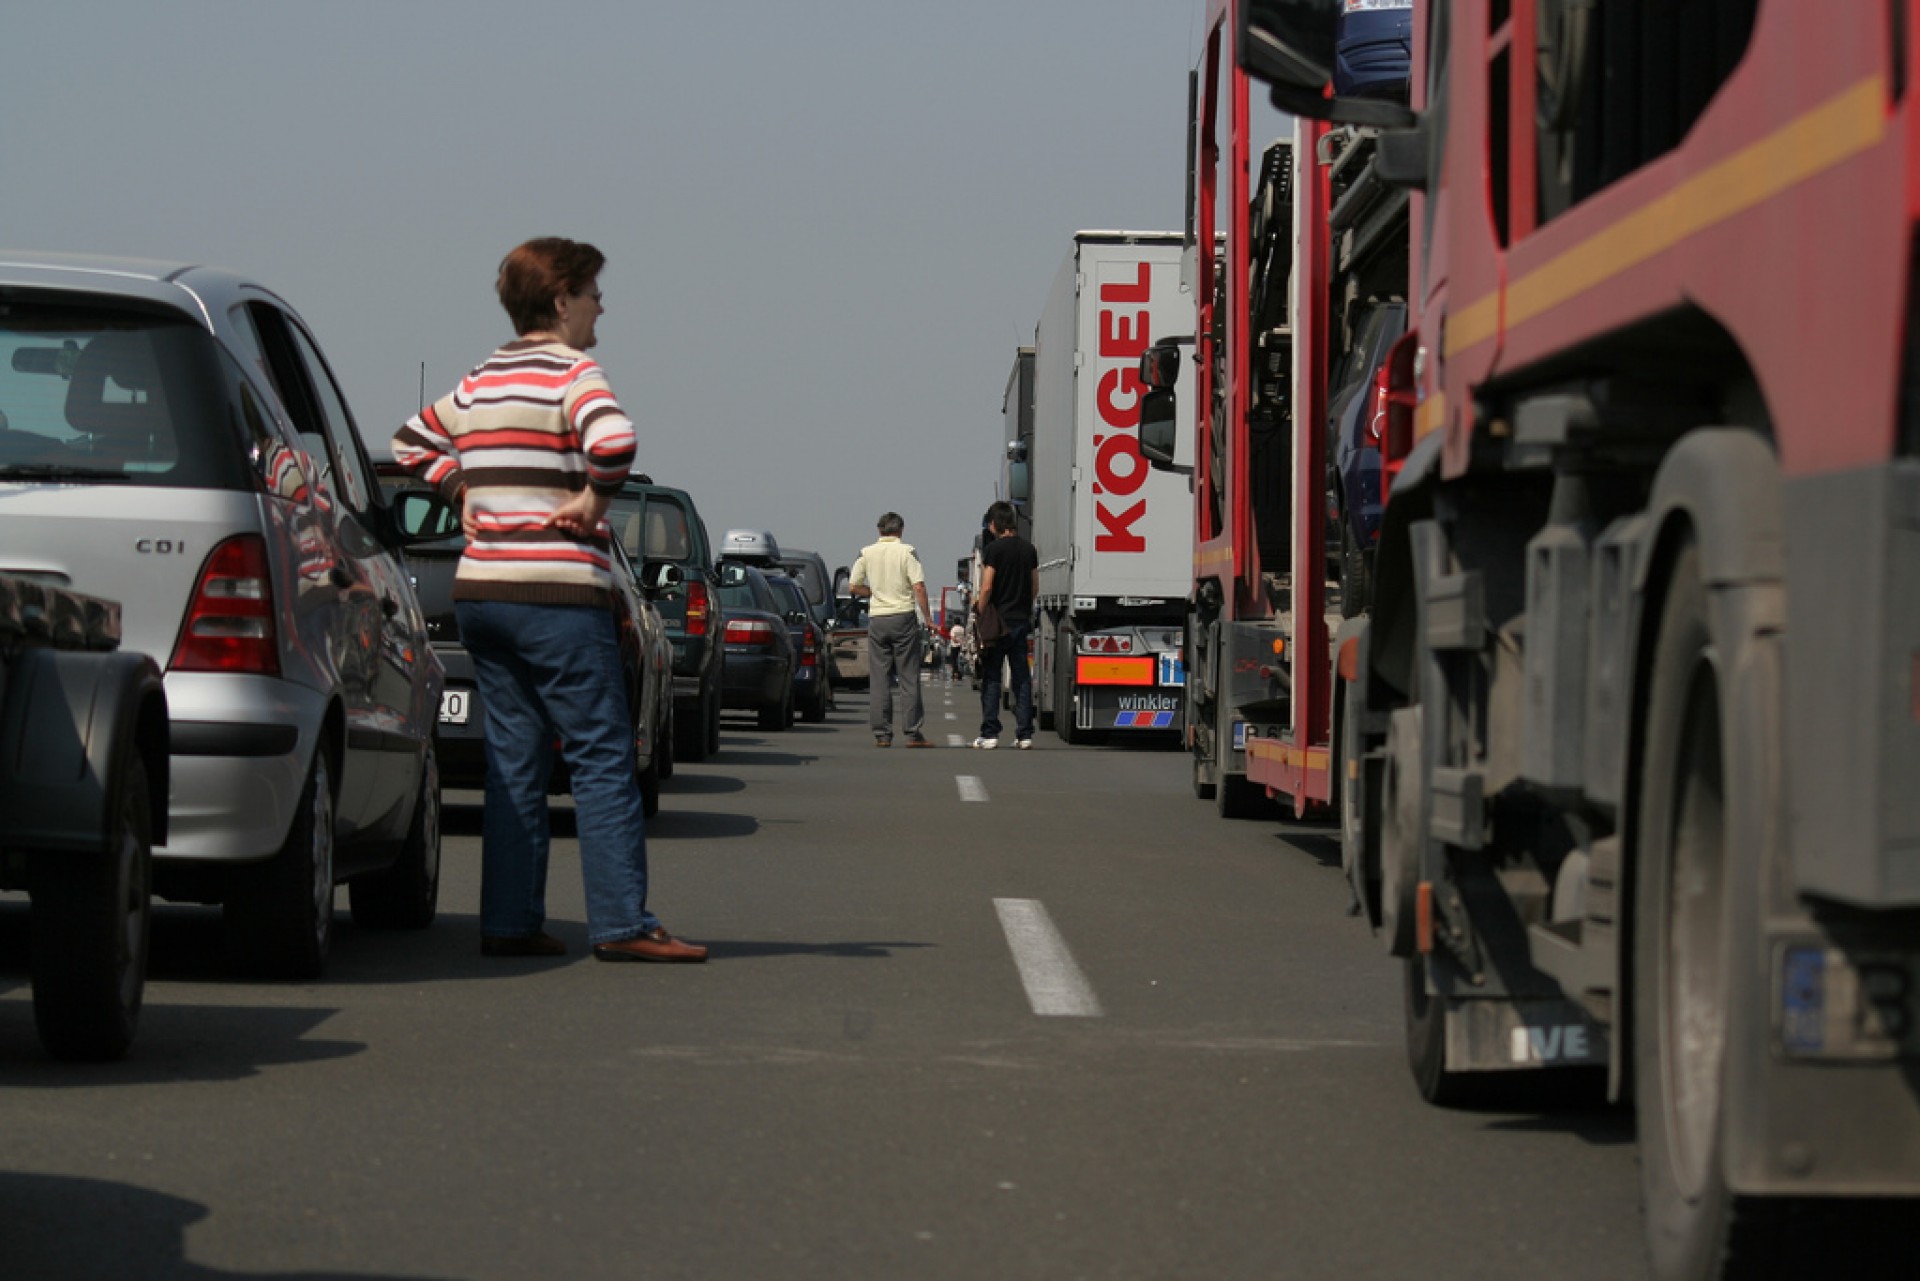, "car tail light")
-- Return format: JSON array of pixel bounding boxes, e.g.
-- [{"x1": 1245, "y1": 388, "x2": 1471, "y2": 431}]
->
[
  {"x1": 171, "y1": 535, "x2": 279, "y2": 675},
  {"x1": 800, "y1": 630, "x2": 819, "y2": 667},
  {"x1": 685, "y1": 580, "x2": 710, "y2": 637},
  {"x1": 724, "y1": 618, "x2": 778, "y2": 647}
]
